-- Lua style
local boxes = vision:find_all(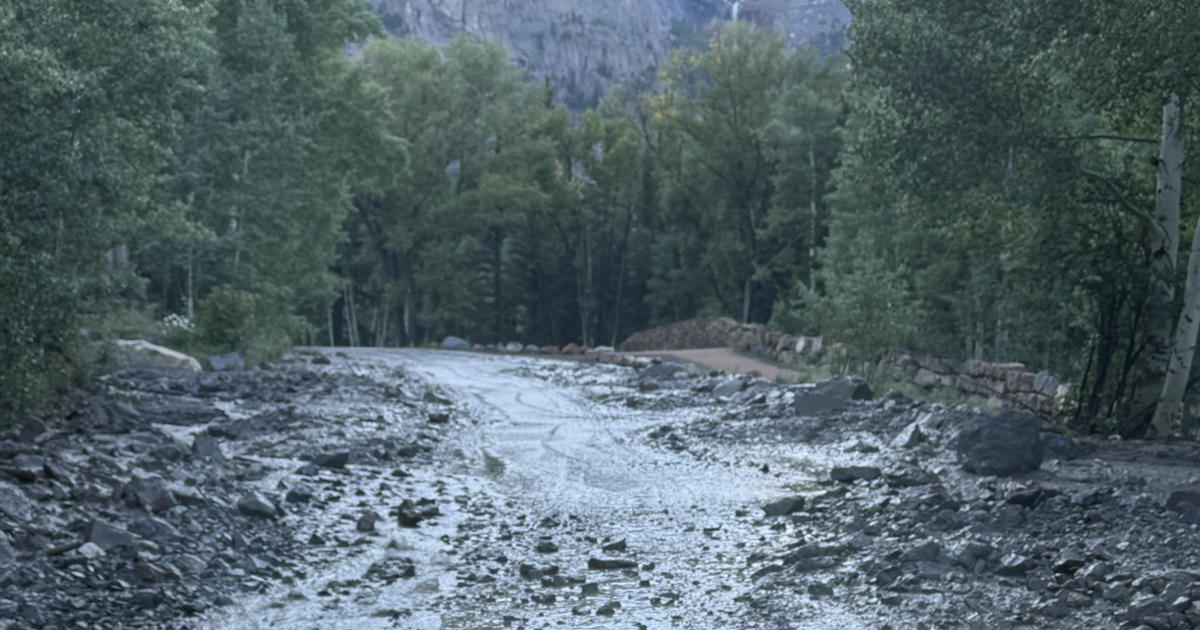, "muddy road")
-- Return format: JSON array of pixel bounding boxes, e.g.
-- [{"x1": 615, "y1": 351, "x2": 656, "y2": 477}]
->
[
  {"x1": 202, "y1": 349, "x2": 865, "y2": 628},
  {"x1": 5, "y1": 348, "x2": 1200, "y2": 630}
]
